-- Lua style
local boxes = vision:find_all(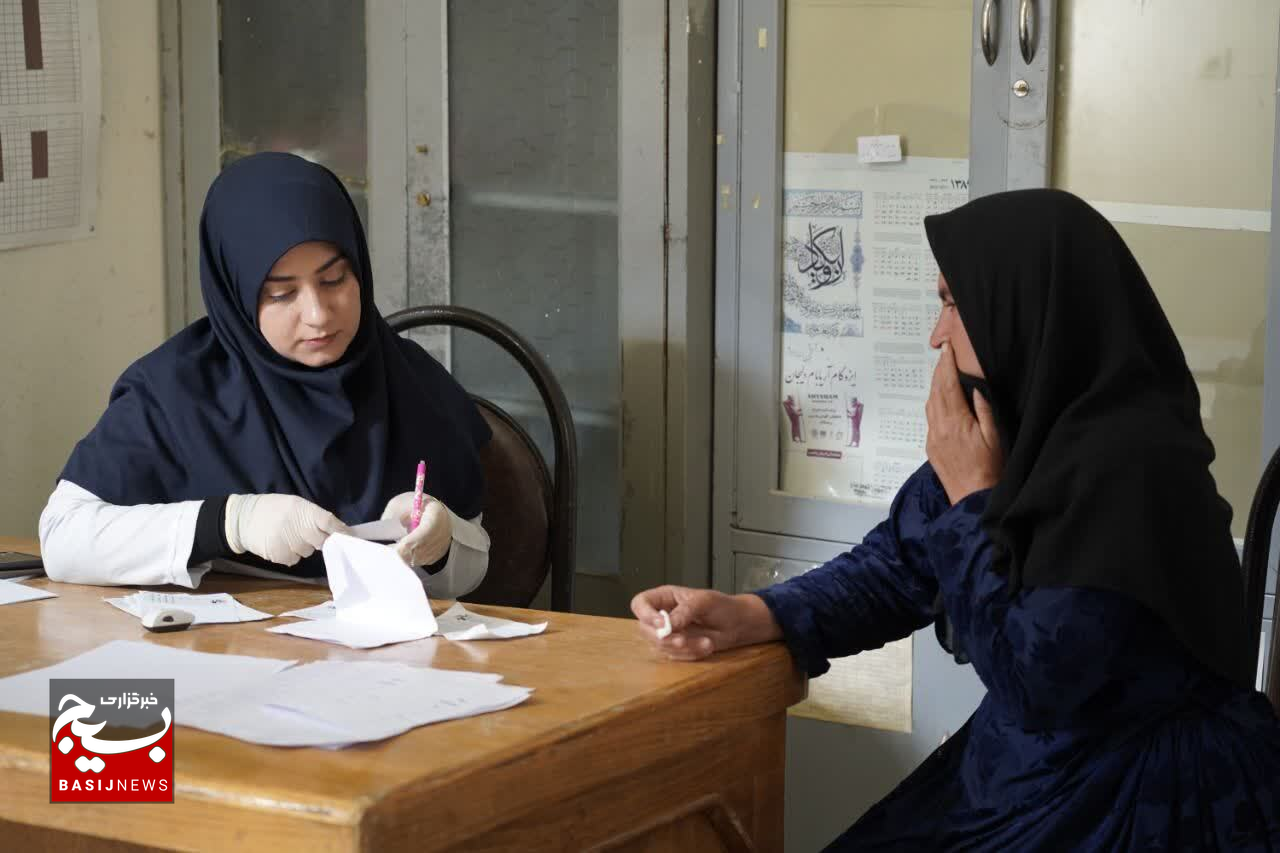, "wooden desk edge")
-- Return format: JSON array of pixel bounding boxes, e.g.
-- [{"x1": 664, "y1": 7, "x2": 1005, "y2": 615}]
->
[{"x1": 364, "y1": 643, "x2": 805, "y2": 849}]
